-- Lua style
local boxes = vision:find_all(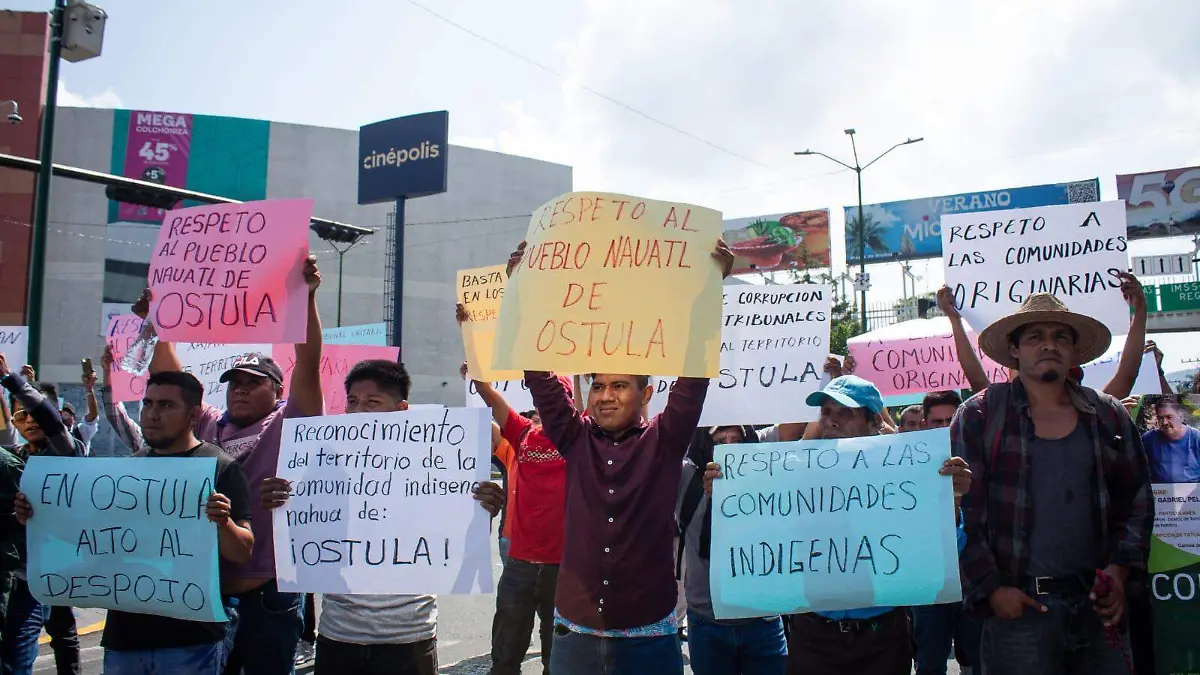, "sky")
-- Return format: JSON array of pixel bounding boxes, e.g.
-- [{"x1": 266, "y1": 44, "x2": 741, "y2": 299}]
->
[{"x1": 8, "y1": 0, "x2": 1200, "y2": 375}]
